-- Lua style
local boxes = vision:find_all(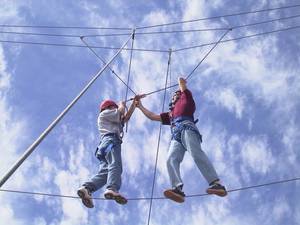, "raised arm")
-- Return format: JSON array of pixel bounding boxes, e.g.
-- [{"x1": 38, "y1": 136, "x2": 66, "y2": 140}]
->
[
  {"x1": 135, "y1": 95, "x2": 161, "y2": 122},
  {"x1": 123, "y1": 99, "x2": 136, "y2": 123},
  {"x1": 178, "y1": 77, "x2": 187, "y2": 92},
  {"x1": 118, "y1": 101, "x2": 126, "y2": 115}
]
